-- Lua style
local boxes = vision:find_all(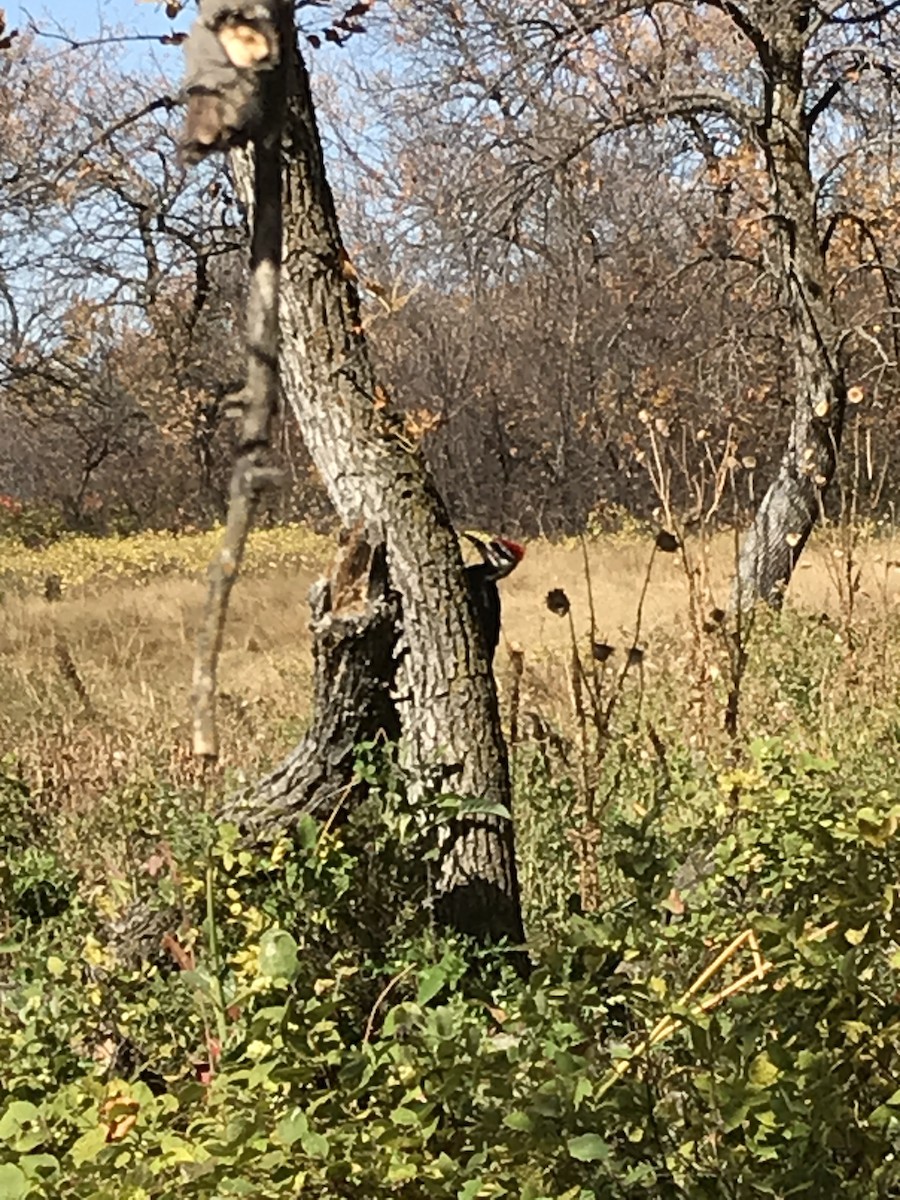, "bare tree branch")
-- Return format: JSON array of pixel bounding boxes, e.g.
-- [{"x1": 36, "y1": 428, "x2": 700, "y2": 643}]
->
[{"x1": 190, "y1": 0, "x2": 289, "y2": 759}]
